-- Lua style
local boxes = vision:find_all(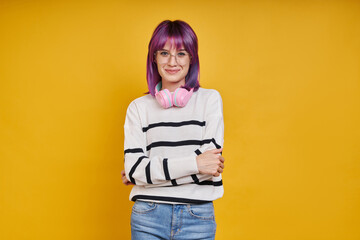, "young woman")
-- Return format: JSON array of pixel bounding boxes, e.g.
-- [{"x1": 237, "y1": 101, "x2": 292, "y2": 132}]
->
[{"x1": 121, "y1": 19, "x2": 225, "y2": 240}]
